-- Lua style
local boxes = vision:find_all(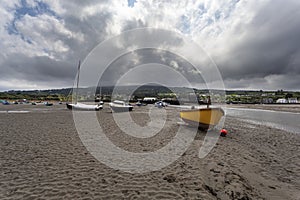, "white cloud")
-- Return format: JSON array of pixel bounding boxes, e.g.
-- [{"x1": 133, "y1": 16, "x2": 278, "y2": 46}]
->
[
  {"x1": 11, "y1": 13, "x2": 84, "y2": 60},
  {"x1": 42, "y1": 0, "x2": 66, "y2": 15},
  {"x1": 170, "y1": 60, "x2": 179, "y2": 70}
]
